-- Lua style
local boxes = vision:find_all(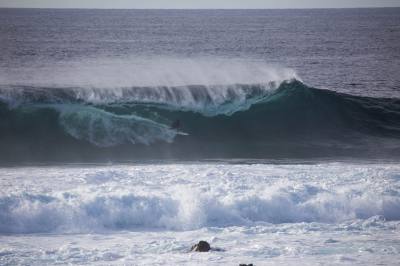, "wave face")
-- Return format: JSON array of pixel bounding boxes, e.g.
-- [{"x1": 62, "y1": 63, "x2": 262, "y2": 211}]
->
[{"x1": 1, "y1": 80, "x2": 400, "y2": 162}]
